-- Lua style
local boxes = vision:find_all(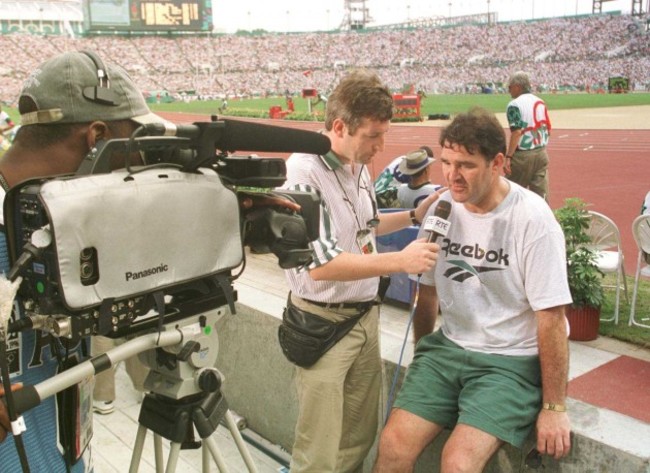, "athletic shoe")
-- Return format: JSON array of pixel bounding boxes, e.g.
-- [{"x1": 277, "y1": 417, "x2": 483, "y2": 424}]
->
[{"x1": 93, "y1": 400, "x2": 115, "y2": 415}]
